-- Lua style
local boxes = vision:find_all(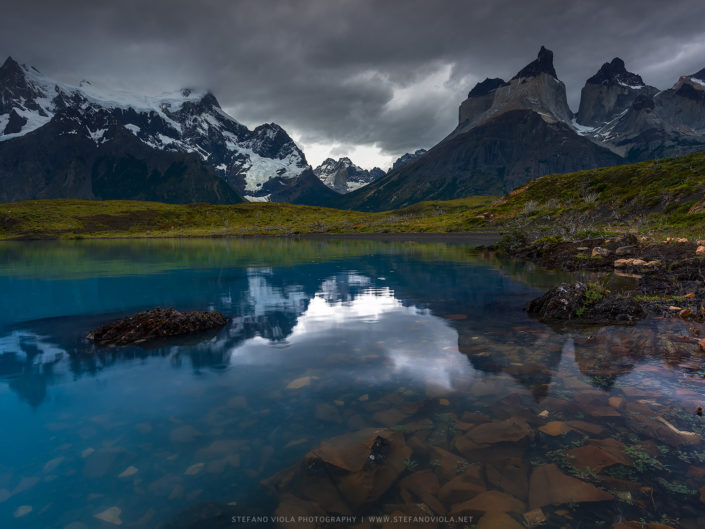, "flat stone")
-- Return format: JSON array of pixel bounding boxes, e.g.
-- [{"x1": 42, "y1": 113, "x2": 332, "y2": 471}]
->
[
  {"x1": 399, "y1": 469, "x2": 445, "y2": 515},
  {"x1": 465, "y1": 417, "x2": 534, "y2": 446},
  {"x1": 43, "y1": 457, "x2": 65, "y2": 473},
  {"x1": 184, "y1": 463, "x2": 204, "y2": 476},
  {"x1": 94, "y1": 506, "x2": 122, "y2": 526},
  {"x1": 523, "y1": 508, "x2": 547, "y2": 526},
  {"x1": 450, "y1": 490, "x2": 526, "y2": 517},
  {"x1": 169, "y1": 425, "x2": 202, "y2": 444},
  {"x1": 615, "y1": 246, "x2": 635, "y2": 256},
  {"x1": 529, "y1": 464, "x2": 614, "y2": 508},
  {"x1": 476, "y1": 512, "x2": 524, "y2": 529},
  {"x1": 372, "y1": 401, "x2": 423, "y2": 426},
  {"x1": 486, "y1": 457, "x2": 529, "y2": 500},
  {"x1": 314, "y1": 403, "x2": 342, "y2": 423},
  {"x1": 118, "y1": 466, "x2": 138, "y2": 478},
  {"x1": 286, "y1": 376, "x2": 318, "y2": 390},
  {"x1": 625, "y1": 406, "x2": 701, "y2": 447},
  {"x1": 538, "y1": 421, "x2": 573, "y2": 436},
  {"x1": 438, "y1": 464, "x2": 485, "y2": 505},
  {"x1": 14, "y1": 505, "x2": 32, "y2": 518},
  {"x1": 566, "y1": 438, "x2": 632, "y2": 473}
]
